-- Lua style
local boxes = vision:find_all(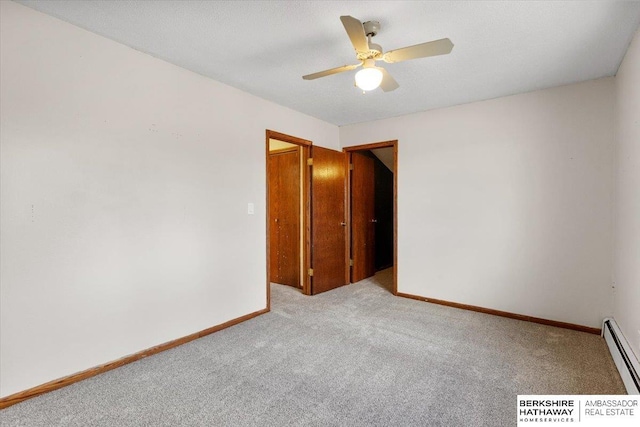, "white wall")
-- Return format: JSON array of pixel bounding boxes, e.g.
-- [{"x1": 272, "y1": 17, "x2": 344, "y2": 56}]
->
[
  {"x1": 341, "y1": 78, "x2": 615, "y2": 329},
  {"x1": 0, "y1": 1, "x2": 338, "y2": 398},
  {"x1": 613, "y1": 28, "x2": 640, "y2": 360}
]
